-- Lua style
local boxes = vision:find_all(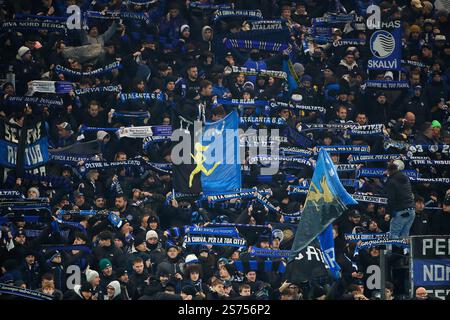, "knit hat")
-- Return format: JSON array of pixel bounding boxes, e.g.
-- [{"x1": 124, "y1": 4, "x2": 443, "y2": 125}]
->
[
  {"x1": 16, "y1": 46, "x2": 30, "y2": 60},
  {"x1": 27, "y1": 187, "x2": 40, "y2": 198},
  {"x1": 185, "y1": 254, "x2": 199, "y2": 265},
  {"x1": 79, "y1": 283, "x2": 92, "y2": 293},
  {"x1": 99, "y1": 258, "x2": 112, "y2": 271},
  {"x1": 115, "y1": 267, "x2": 128, "y2": 278},
  {"x1": 293, "y1": 63, "x2": 305, "y2": 75},
  {"x1": 302, "y1": 74, "x2": 312, "y2": 82},
  {"x1": 181, "y1": 285, "x2": 197, "y2": 297},
  {"x1": 134, "y1": 235, "x2": 146, "y2": 248},
  {"x1": 432, "y1": 120, "x2": 442, "y2": 128},
  {"x1": 181, "y1": 24, "x2": 190, "y2": 33},
  {"x1": 146, "y1": 230, "x2": 158, "y2": 241},
  {"x1": 85, "y1": 269, "x2": 99, "y2": 283}
]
